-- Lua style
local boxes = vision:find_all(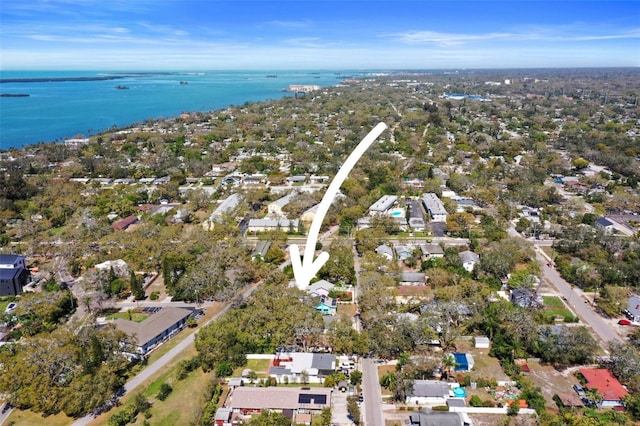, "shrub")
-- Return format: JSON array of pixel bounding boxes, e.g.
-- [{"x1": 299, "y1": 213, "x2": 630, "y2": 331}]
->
[
  {"x1": 469, "y1": 395, "x2": 484, "y2": 407},
  {"x1": 177, "y1": 356, "x2": 201, "y2": 380},
  {"x1": 157, "y1": 383, "x2": 173, "y2": 401},
  {"x1": 150, "y1": 291, "x2": 160, "y2": 300},
  {"x1": 215, "y1": 361, "x2": 233, "y2": 377},
  {"x1": 460, "y1": 374, "x2": 472, "y2": 387}
]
